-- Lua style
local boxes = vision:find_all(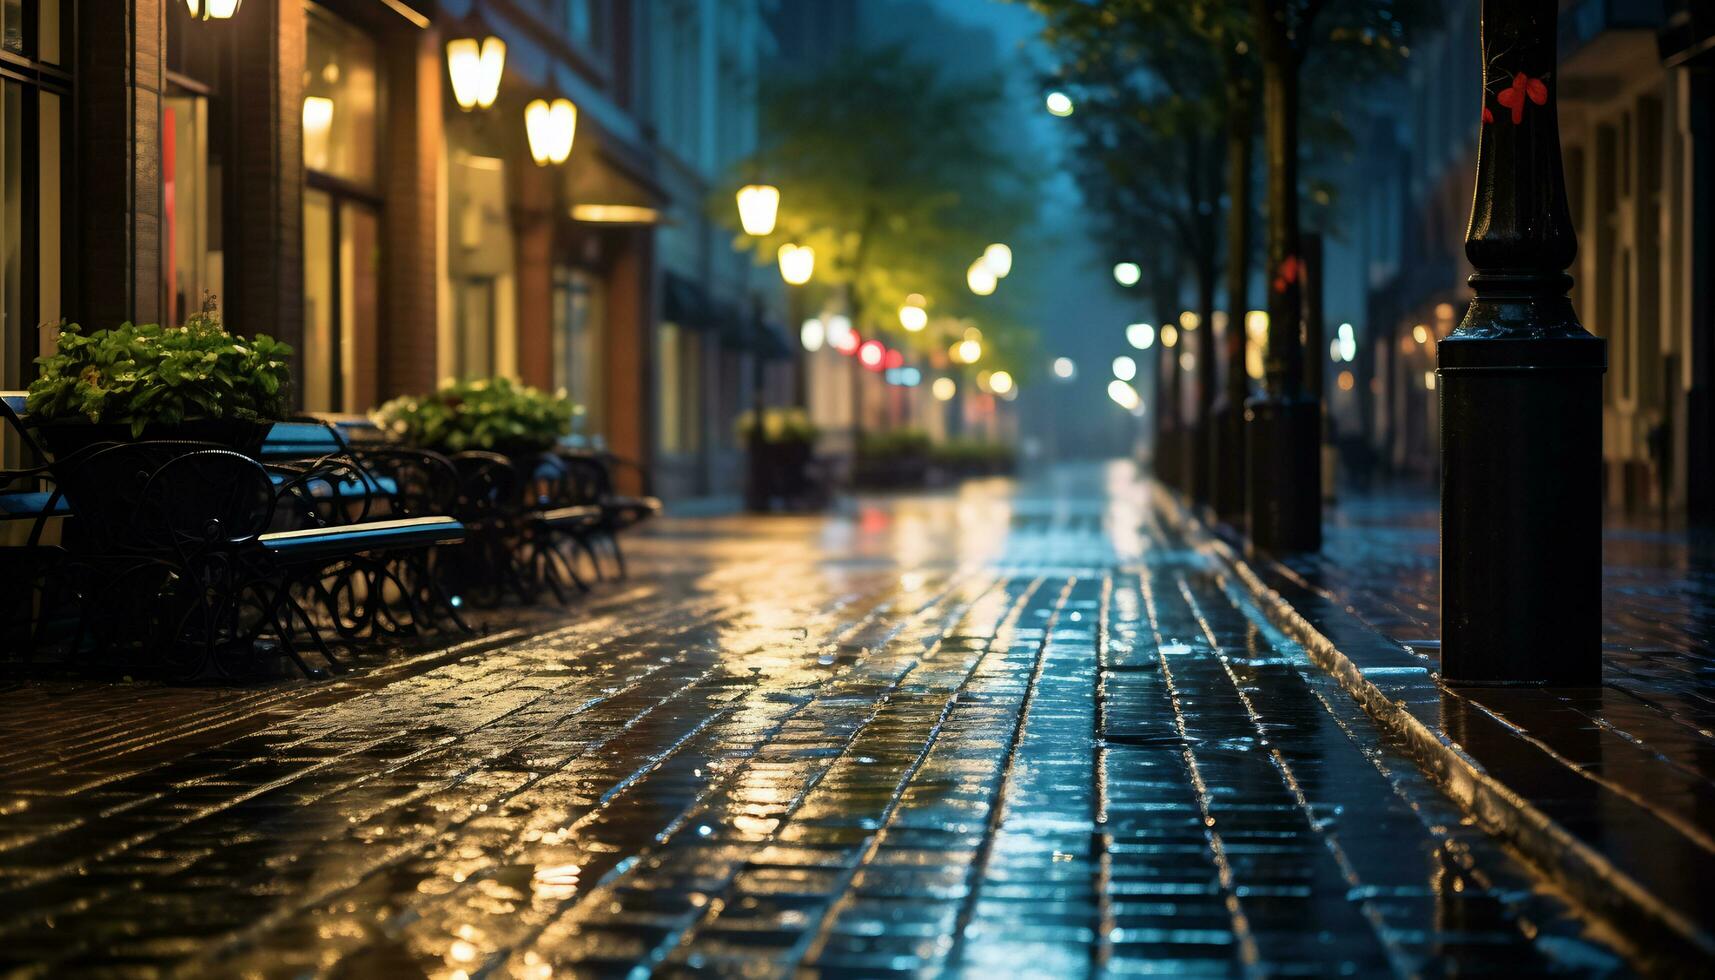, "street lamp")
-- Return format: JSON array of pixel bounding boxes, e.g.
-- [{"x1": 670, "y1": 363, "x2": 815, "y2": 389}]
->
[
  {"x1": 932, "y1": 377, "x2": 957, "y2": 401},
  {"x1": 524, "y1": 98, "x2": 577, "y2": 166},
  {"x1": 800, "y1": 317, "x2": 825, "y2": 352},
  {"x1": 1108, "y1": 380, "x2": 1140, "y2": 411},
  {"x1": 1113, "y1": 262, "x2": 1141, "y2": 287},
  {"x1": 1160, "y1": 324, "x2": 1178, "y2": 349},
  {"x1": 966, "y1": 259, "x2": 997, "y2": 296},
  {"x1": 446, "y1": 37, "x2": 506, "y2": 111},
  {"x1": 184, "y1": 0, "x2": 240, "y2": 18},
  {"x1": 777, "y1": 243, "x2": 814, "y2": 285},
  {"x1": 1126, "y1": 322, "x2": 1155, "y2": 350},
  {"x1": 1053, "y1": 357, "x2": 1075, "y2": 379},
  {"x1": 899, "y1": 299, "x2": 927, "y2": 331},
  {"x1": 989, "y1": 371, "x2": 1014, "y2": 396},
  {"x1": 983, "y1": 244, "x2": 1013, "y2": 278},
  {"x1": 735, "y1": 184, "x2": 780, "y2": 237},
  {"x1": 1112, "y1": 356, "x2": 1137, "y2": 382},
  {"x1": 1045, "y1": 91, "x2": 1074, "y2": 116}
]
